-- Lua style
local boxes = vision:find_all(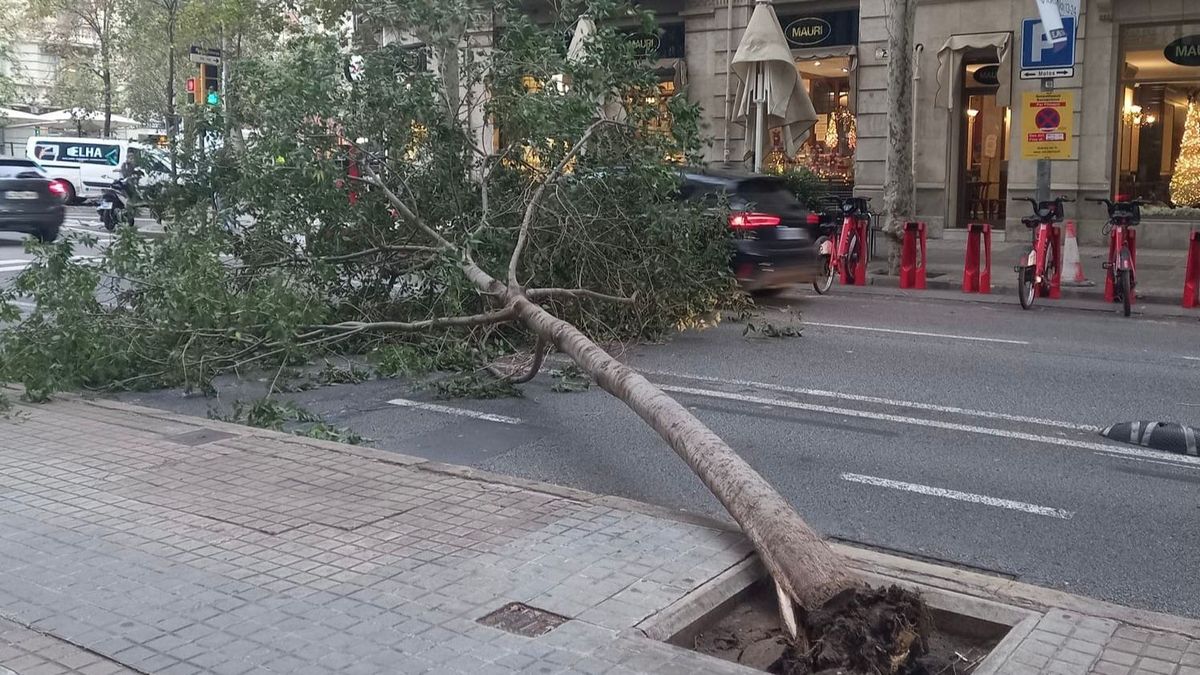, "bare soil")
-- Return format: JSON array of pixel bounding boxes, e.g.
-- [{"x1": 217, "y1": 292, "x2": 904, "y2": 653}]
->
[{"x1": 692, "y1": 585, "x2": 1000, "y2": 675}]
